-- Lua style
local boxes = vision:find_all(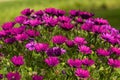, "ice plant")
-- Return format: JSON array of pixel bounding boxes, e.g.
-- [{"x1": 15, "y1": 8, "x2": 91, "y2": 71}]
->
[
  {"x1": 35, "y1": 43, "x2": 49, "y2": 52},
  {"x1": 75, "y1": 68, "x2": 90, "y2": 78},
  {"x1": 11, "y1": 56, "x2": 24, "y2": 66},
  {"x1": 67, "y1": 59, "x2": 82, "y2": 68},
  {"x1": 45, "y1": 57, "x2": 59, "y2": 67},
  {"x1": 65, "y1": 40, "x2": 75, "y2": 47},
  {"x1": 74, "y1": 37, "x2": 87, "y2": 45},
  {"x1": 6, "y1": 72, "x2": 21, "y2": 80},
  {"x1": 78, "y1": 45, "x2": 92, "y2": 54},
  {"x1": 52, "y1": 35, "x2": 67, "y2": 44},
  {"x1": 96, "y1": 48, "x2": 110, "y2": 56},
  {"x1": 25, "y1": 41, "x2": 36, "y2": 51},
  {"x1": 32, "y1": 75, "x2": 44, "y2": 80},
  {"x1": 46, "y1": 47, "x2": 66, "y2": 56},
  {"x1": 82, "y1": 58, "x2": 94, "y2": 66},
  {"x1": 108, "y1": 58, "x2": 120, "y2": 68},
  {"x1": 0, "y1": 74, "x2": 3, "y2": 79}
]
